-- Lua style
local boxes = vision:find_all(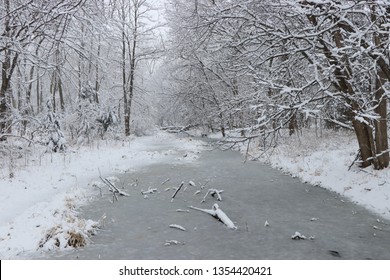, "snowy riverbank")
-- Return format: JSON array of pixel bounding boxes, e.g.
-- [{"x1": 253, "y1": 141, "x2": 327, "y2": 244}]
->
[
  {"x1": 219, "y1": 129, "x2": 390, "y2": 221},
  {"x1": 0, "y1": 131, "x2": 204, "y2": 259}
]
